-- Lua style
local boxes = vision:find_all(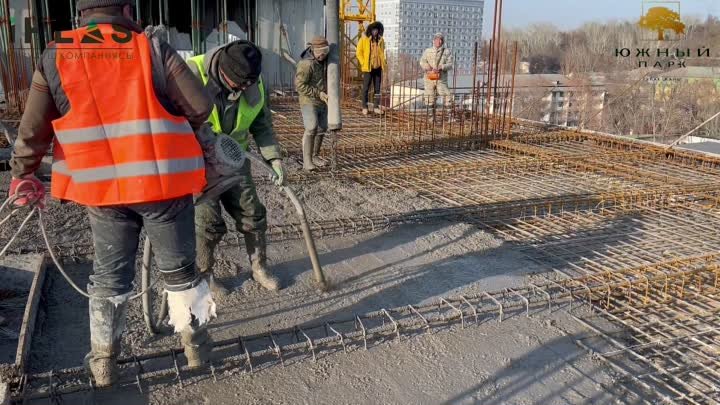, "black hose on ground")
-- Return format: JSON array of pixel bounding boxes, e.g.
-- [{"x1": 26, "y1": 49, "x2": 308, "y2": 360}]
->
[{"x1": 141, "y1": 151, "x2": 327, "y2": 334}]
